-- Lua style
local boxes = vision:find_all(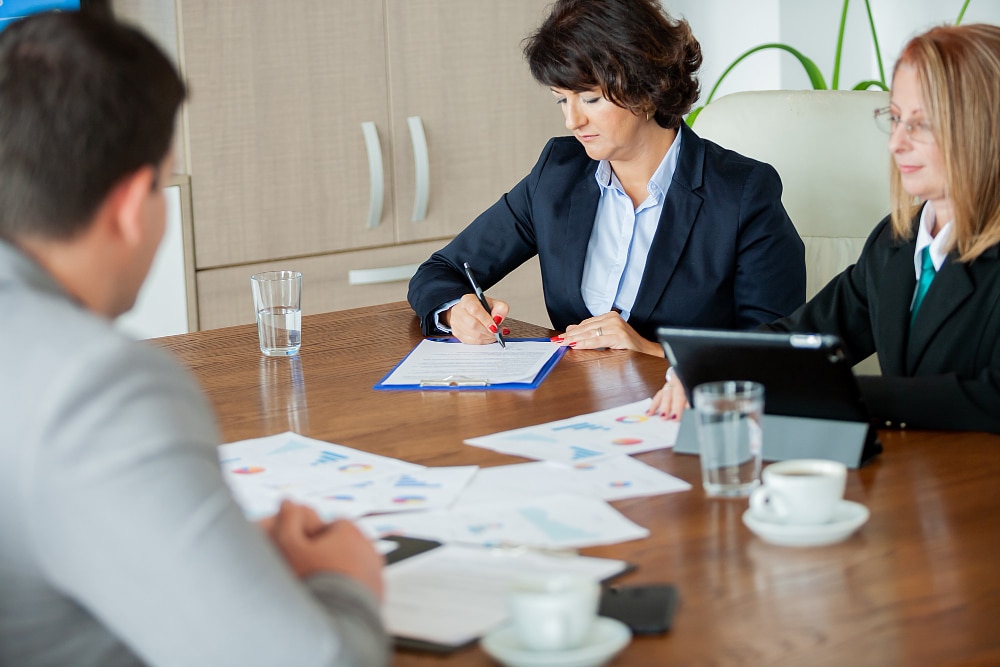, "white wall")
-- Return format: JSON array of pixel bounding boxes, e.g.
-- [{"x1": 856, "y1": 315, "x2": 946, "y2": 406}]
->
[
  {"x1": 115, "y1": 185, "x2": 190, "y2": 339},
  {"x1": 665, "y1": 0, "x2": 1000, "y2": 107}
]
